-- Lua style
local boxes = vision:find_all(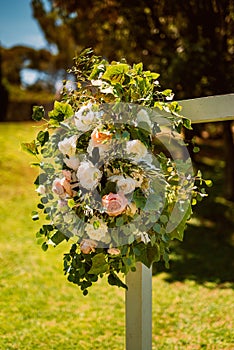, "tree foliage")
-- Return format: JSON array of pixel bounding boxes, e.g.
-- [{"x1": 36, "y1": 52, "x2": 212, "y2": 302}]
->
[
  {"x1": 31, "y1": 0, "x2": 234, "y2": 98},
  {"x1": 1, "y1": 45, "x2": 56, "y2": 91}
]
